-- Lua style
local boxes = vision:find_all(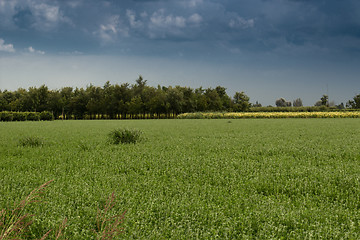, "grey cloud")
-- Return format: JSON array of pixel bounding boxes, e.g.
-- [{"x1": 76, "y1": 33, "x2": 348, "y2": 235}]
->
[
  {"x1": 13, "y1": 7, "x2": 35, "y2": 29},
  {"x1": 1, "y1": 0, "x2": 72, "y2": 31},
  {"x1": 0, "y1": 38, "x2": 15, "y2": 52},
  {"x1": 93, "y1": 15, "x2": 129, "y2": 43}
]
